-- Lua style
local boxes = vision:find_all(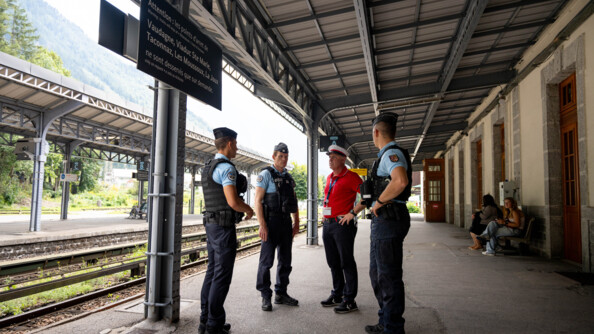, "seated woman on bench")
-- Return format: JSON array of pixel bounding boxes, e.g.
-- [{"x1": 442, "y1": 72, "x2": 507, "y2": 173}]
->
[
  {"x1": 468, "y1": 194, "x2": 502, "y2": 250},
  {"x1": 478, "y1": 197, "x2": 525, "y2": 256}
]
